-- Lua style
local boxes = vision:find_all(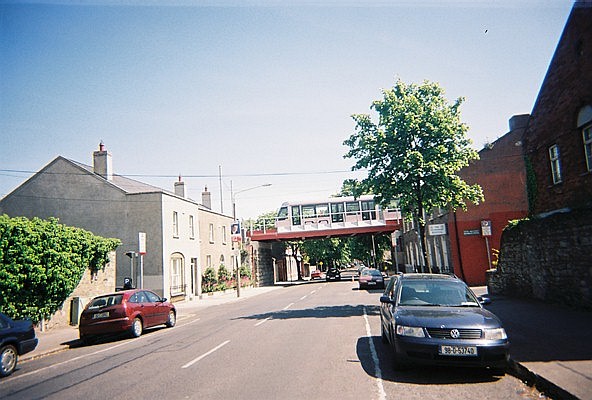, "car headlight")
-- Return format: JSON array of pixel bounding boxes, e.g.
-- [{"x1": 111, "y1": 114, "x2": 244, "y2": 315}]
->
[
  {"x1": 396, "y1": 325, "x2": 425, "y2": 338},
  {"x1": 483, "y1": 328, "x2": 507, "y2": 340}
]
